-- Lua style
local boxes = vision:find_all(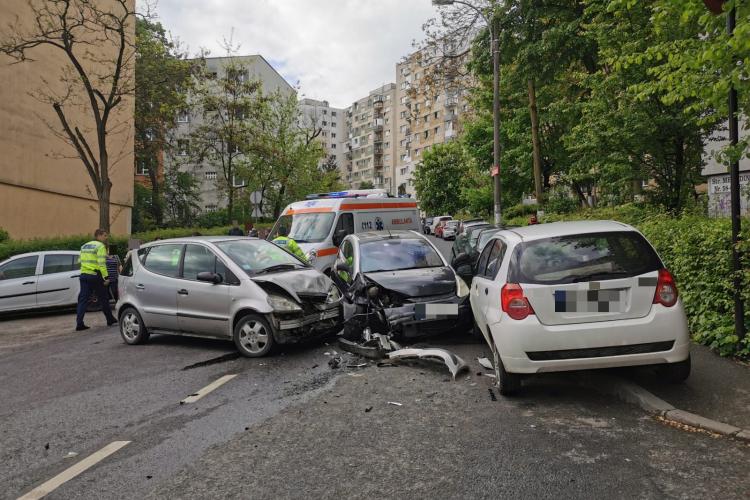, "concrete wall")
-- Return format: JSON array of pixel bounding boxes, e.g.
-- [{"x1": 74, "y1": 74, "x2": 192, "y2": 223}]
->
[{"x1": 0, "y1": 0, "x2": 134, "y2": 240}]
